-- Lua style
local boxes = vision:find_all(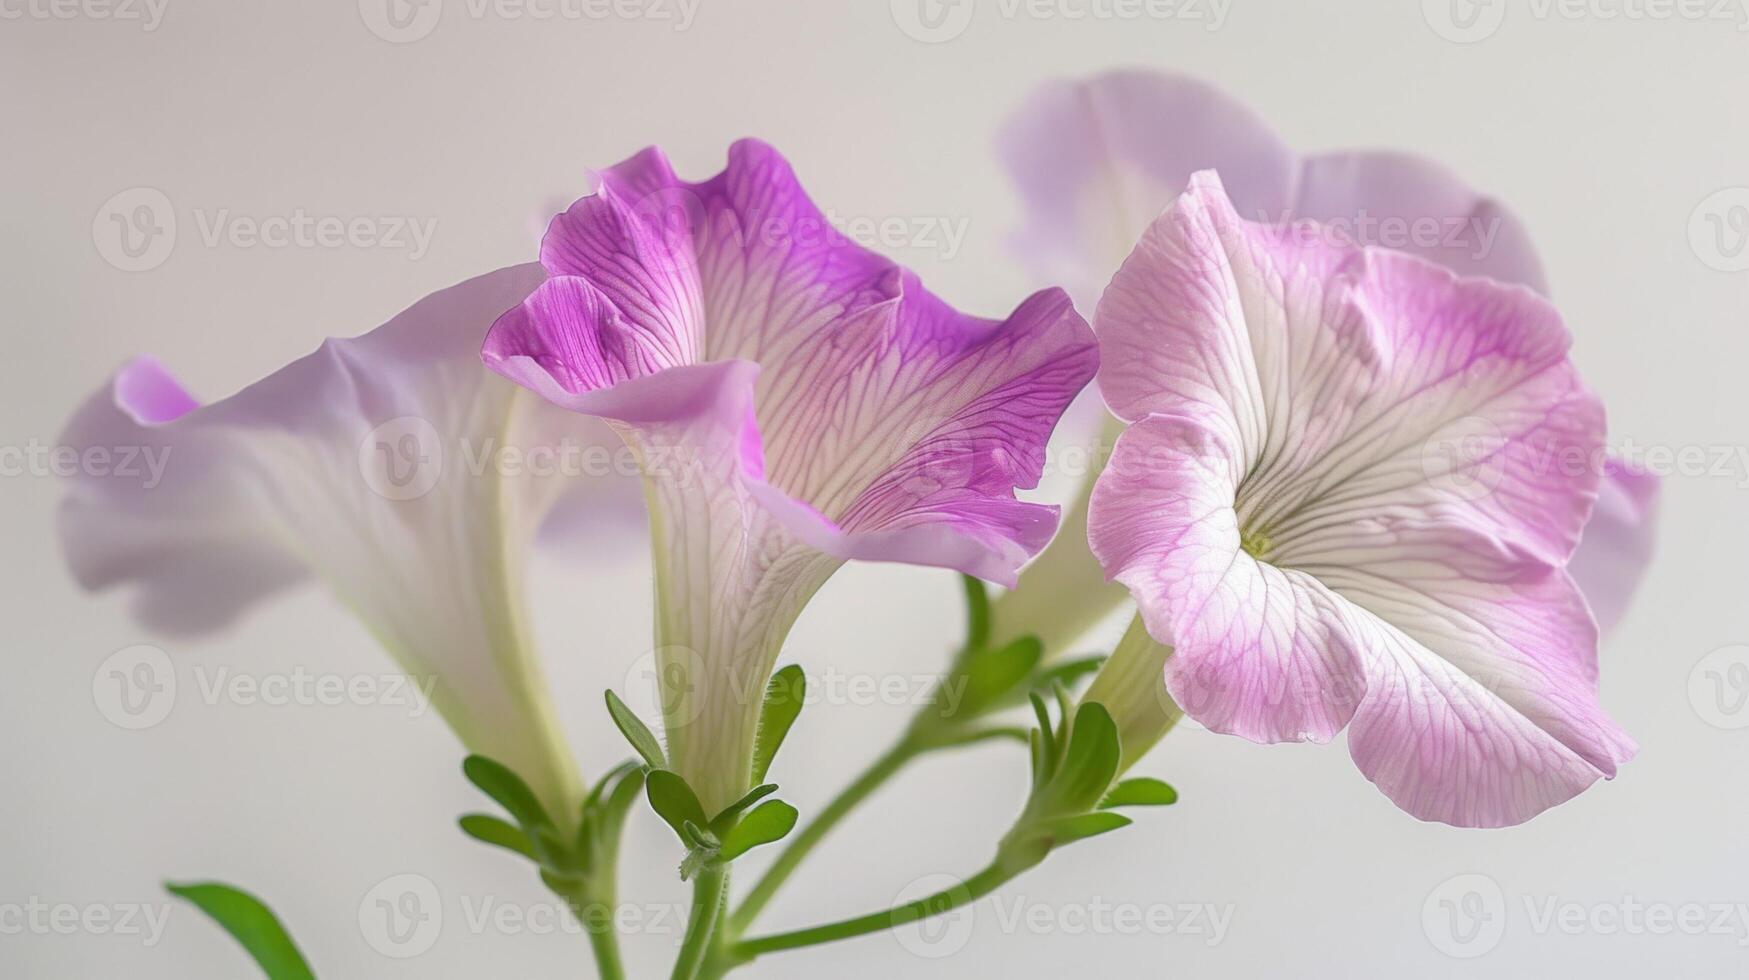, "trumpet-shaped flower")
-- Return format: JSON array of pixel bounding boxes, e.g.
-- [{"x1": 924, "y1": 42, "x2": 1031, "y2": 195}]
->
[
  {"x1": 482, "y1": 140, "x2": 1097, "y2": 813},
  {"x1": 59, "y1": 265, "x2": 633, "y2": 822},
  {"x1": 991, "y1": 70, "x2": 1656, "y2": 654},
  {"x1": 1087, "y1": 172, "x2": 1635, "y2": 827}
]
